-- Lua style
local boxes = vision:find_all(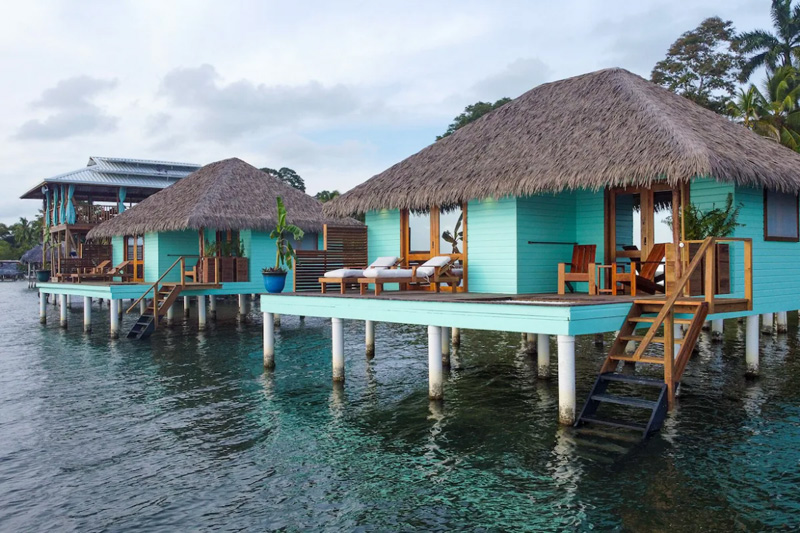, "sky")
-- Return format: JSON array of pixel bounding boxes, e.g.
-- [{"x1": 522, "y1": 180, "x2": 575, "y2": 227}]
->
[{"x1": 0, "y1": 0, "x2": 771, "y2": 224}]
